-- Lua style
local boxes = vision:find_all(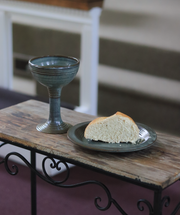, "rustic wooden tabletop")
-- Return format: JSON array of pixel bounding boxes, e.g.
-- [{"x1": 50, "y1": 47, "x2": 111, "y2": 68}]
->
[{"x1": 0, "y1": 100, "x2": 179, "y2": 189}]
